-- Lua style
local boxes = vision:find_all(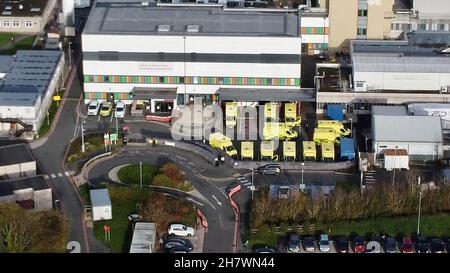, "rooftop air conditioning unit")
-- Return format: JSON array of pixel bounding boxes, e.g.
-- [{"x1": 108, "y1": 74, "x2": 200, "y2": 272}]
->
[
  {"x1": 142, "y1": 1, "x2": 149, "y2": 6},
  {"x1": 157, "y1": 24, "x2": 170, "y2": 32},
  {"x1": 187, "y1": 24, "x2": 200, "y2": 33}
]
